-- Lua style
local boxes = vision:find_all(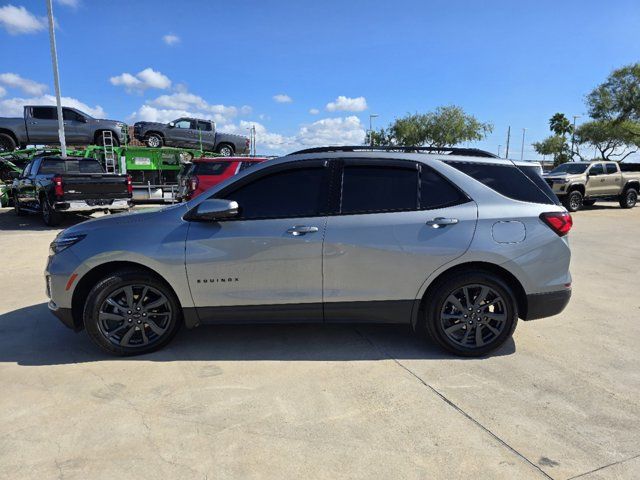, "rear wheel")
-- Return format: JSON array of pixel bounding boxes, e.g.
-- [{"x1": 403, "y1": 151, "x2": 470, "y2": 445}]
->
[
  {"x1": 0, "y1": 133, "x2": 16, "y2": 152},
  {"x1": 216, "y1": 144, "x2": 234, "y2": 156},
  {"x1": 620, "y1": 188, "x2": 637, "y2": 209},
  {"x1": 424, "y1": 271, "x2": 518, "y2": 357},
  {"x1": 83, "y1": 270, "x2": 182, "y2": 356},
  {"x1": 563, "y1": 190, "x2": 583, "y2": 212},
  {"x1": 145, "y1": 134, "x2": 163, "y2": 148},
  {"x1": 41, "y1": 195, "x2": 61, "y2": 226}
]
